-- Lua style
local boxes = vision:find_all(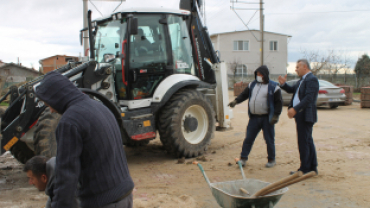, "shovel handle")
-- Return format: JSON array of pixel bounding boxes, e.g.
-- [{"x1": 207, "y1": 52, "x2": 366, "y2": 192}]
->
[
  {"x1": 252, "y1": 171, "x2": 303, "y2": 197},
  {"x1": 259, "y1": 171, "x2": 316, "y2": 197},
  {"x1": 240, "y1": 188, "x2": 250, "y2": 195},
  {"x1": 255, "y1": 171, "x2": 316, "y2": 197}
]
